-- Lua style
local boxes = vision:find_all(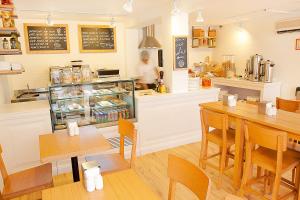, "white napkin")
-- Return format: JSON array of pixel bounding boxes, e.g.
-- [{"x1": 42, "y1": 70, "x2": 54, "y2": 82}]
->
[{"x1": 67, "y1": 121, "x2": 79, "y2": 136}]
